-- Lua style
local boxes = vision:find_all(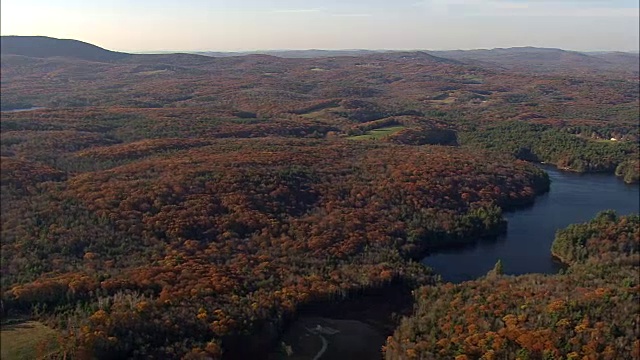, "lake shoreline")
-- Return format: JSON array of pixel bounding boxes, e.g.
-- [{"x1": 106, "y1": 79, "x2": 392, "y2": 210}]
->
[
  {"x1": 225, "y1": 164, "x2": 639, "y2": 359},
  {"x1": 537, "y1": 160, "x2": 638, "y2": 184},
  {"x1": 423, "y1": 164, "x2": 639, "y2": 283},
  {"x1": 257, "y1": 166, "x2": 553, "y2": 359},
  {"x1": 550, "y1": 251, "x2": 572, "y2": 266}
]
